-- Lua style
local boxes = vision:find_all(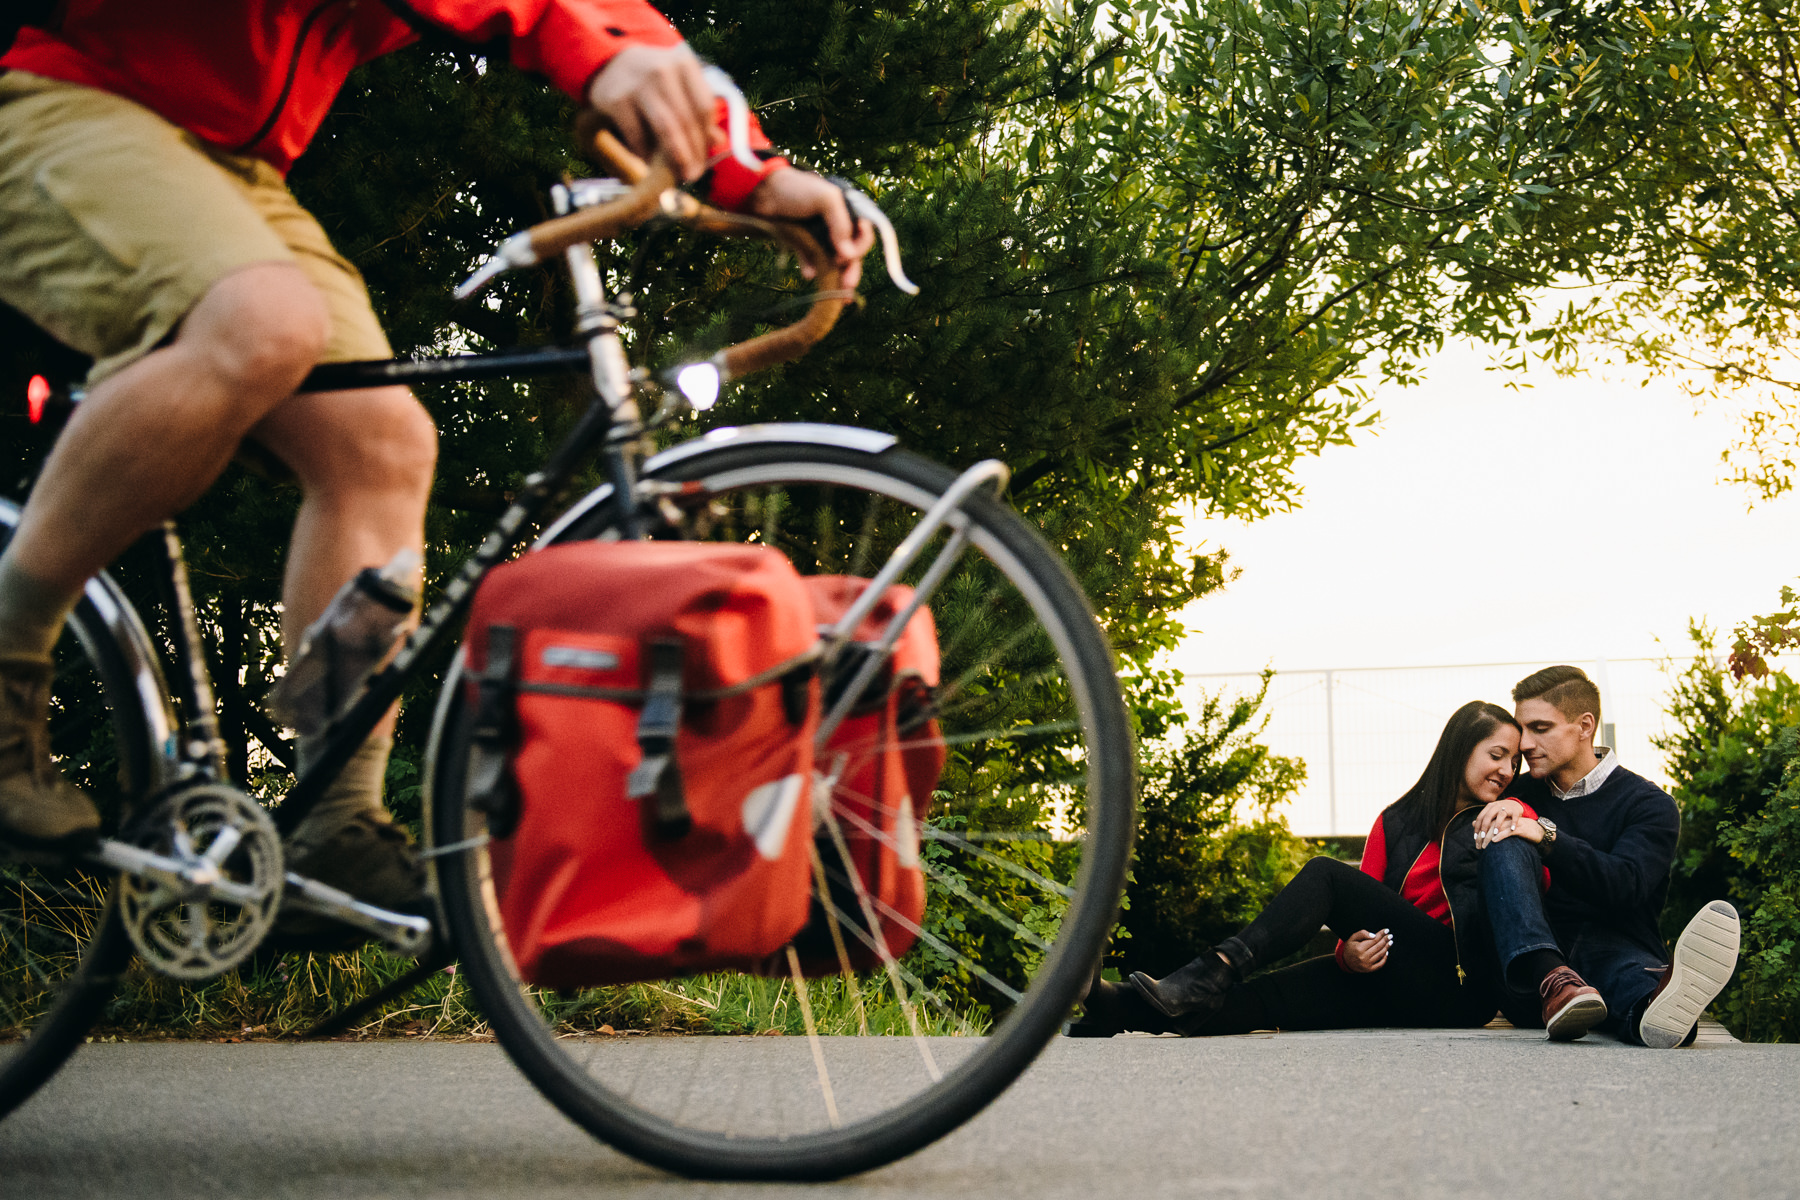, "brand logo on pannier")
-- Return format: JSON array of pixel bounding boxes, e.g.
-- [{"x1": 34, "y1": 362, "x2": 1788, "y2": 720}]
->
[{"x1": 541, "y1": 645, "x2": 622, "y2": 670}]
